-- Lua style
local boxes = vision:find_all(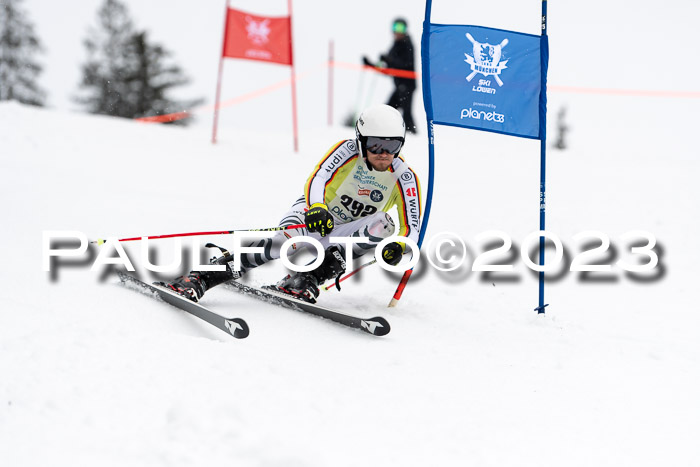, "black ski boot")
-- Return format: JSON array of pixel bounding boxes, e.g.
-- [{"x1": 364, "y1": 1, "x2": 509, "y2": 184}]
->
[
  {"x1": 269, "y1": 245, "x2": 347, "y2": 303},
  {"x1": 160, "y1": 272, "x2": 208, "y2": 302},
  {"x1": 158, "y1": 246, "x2": 241, "y2": 302}
]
